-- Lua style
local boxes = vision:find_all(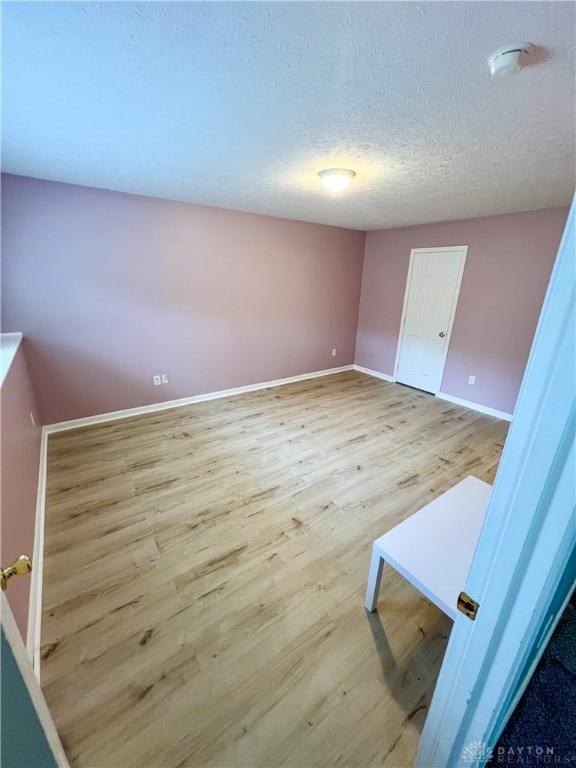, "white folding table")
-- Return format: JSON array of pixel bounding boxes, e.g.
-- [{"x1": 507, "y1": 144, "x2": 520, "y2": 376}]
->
[{"x1": 364, "y1": 476, "x2": 492, "y2": 620}]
